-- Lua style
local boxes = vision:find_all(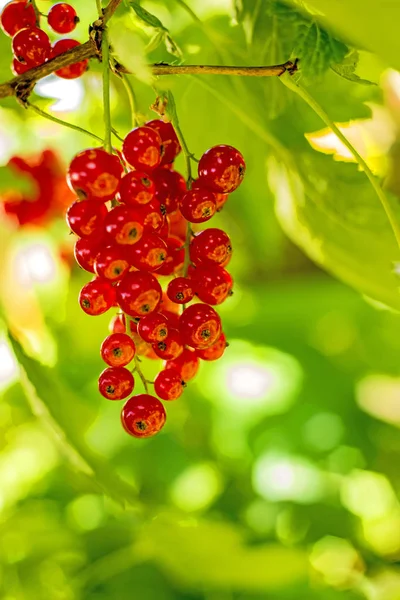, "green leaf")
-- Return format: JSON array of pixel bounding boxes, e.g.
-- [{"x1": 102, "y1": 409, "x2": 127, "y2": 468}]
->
[
  {"x1": 0, "y1": 164, "x2": 36, "y2": 197},
  {"x1": 108, "y1": 17, "x2": 153, "y2": 84},
  {"x1": 331, "y1": 50, "x2": 376, "y2": 86},
  {"x1": 129, "y1": 1, "x2": 166, "y2": 30},
  {"x1": 293, "y1": 20, "x2": 348, "y2": 79},
  {"x1": 8, "y1": 332, "x2": 141, "y2": 509}
]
